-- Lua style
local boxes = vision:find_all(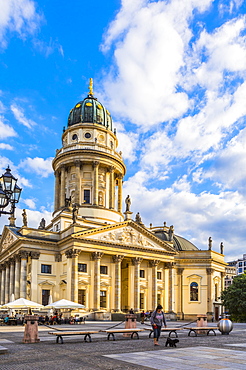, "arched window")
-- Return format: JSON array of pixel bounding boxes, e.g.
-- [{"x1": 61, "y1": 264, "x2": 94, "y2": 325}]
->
[{"x1": 190, "y1": 282, "x2": 198, "y2": 301}]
